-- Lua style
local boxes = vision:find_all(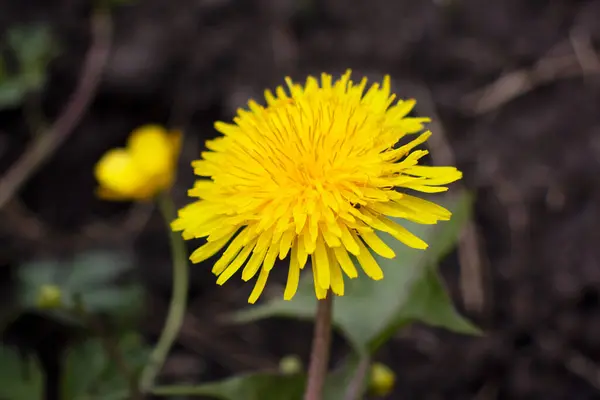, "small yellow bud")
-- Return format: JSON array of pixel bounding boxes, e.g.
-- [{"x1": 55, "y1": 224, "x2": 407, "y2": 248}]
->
[
  {"x1": 368, "y1": 362, "x2": 395, "y2": 397},
  {"x1": 36, "y1": 284, "x2": 63, "y2": 309},
  {"x1": 278, "y1": 355, "x2": 302, "y2": 375},
  {"x1": 94, "y1": 125, "x2": 181, "y2": 201}
]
